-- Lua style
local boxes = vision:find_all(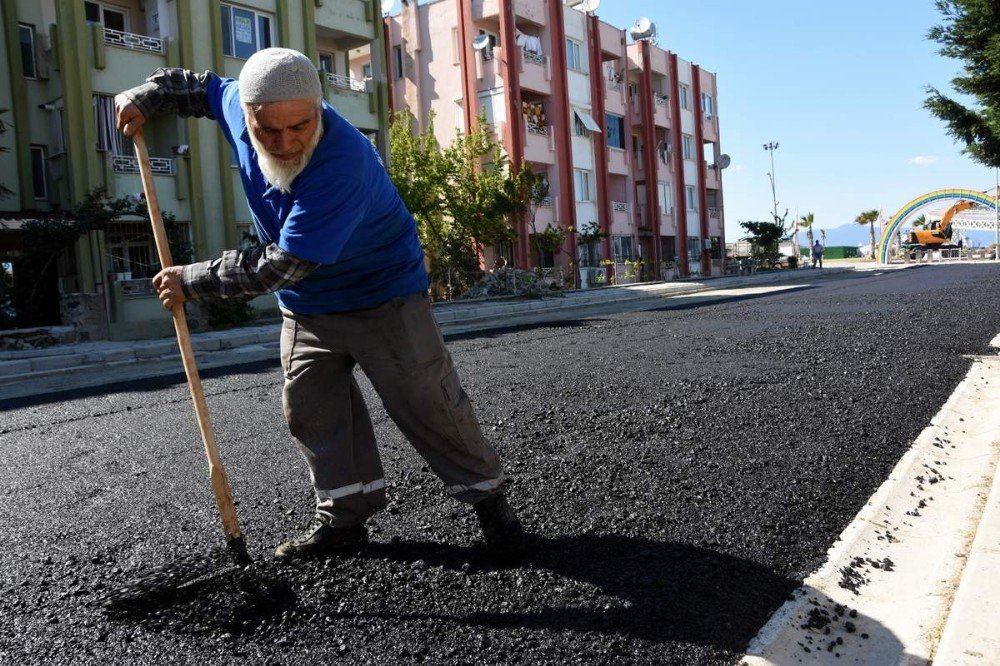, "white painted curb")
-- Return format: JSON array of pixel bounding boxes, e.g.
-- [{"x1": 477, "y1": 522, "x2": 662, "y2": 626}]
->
[{"x1": 743, "y1": 334, "x2": 1000, "y2": 665}]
